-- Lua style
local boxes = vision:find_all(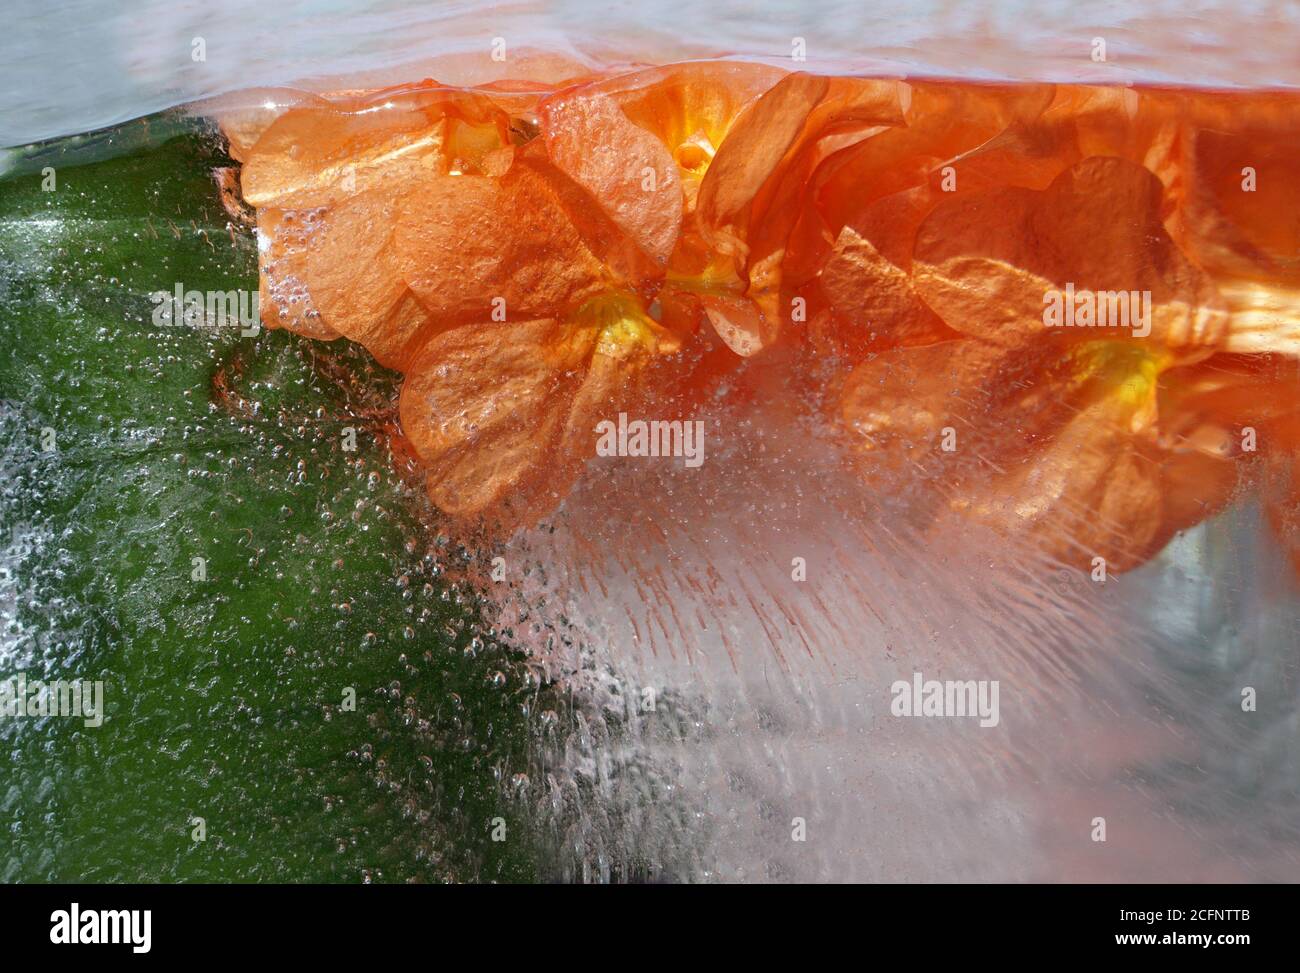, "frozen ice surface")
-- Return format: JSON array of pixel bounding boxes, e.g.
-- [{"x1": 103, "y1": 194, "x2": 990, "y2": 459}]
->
[
  {"x1": 480, "y1": 388, "x2": 1300, "y2": 881},
  {"x1": 7, "y1": 0, "x2": 1300, "y2": 146},
  {"x1": 2, "y1": 2, "x2": 1299, "y2": 882},
  {"x1": 2, "y1": 122, "x2": 1296, "y2": 882}
]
